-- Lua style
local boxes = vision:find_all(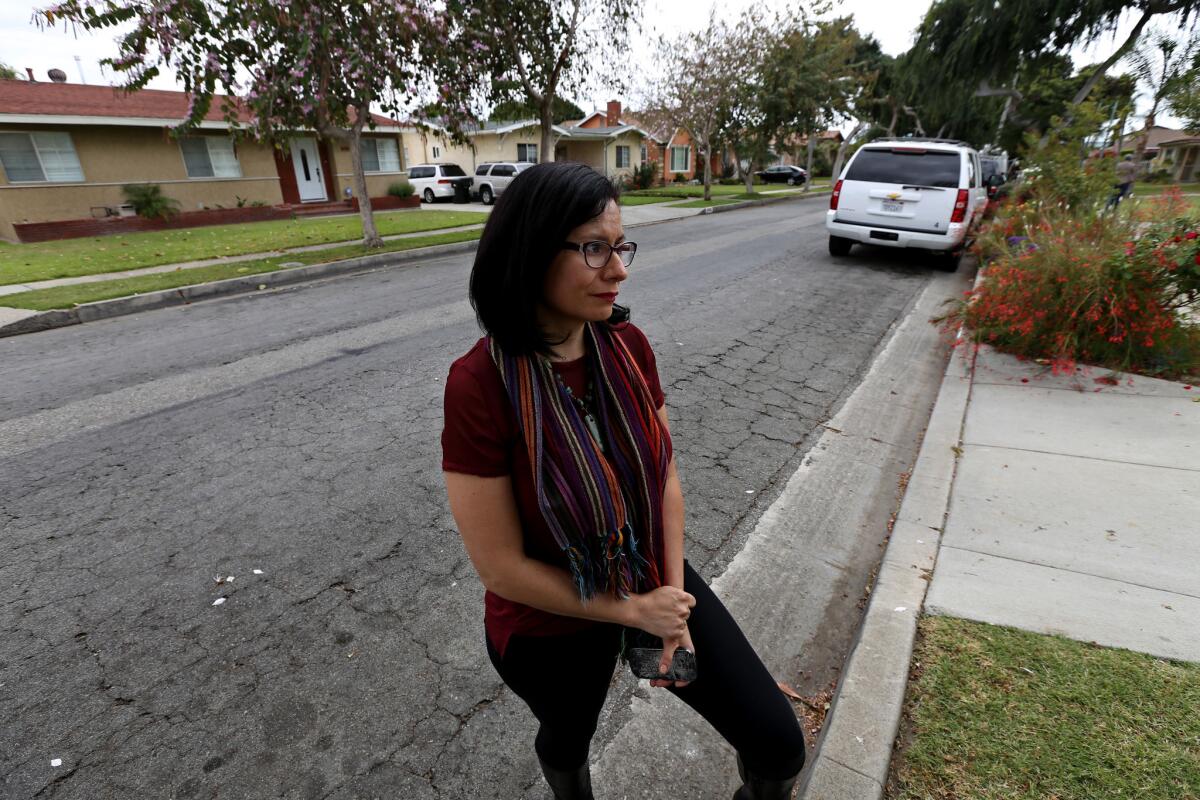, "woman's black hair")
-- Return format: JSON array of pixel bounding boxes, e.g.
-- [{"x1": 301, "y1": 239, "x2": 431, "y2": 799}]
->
[{"x1": 469, "y1": 161, "x2": 625, "y2": 356}]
